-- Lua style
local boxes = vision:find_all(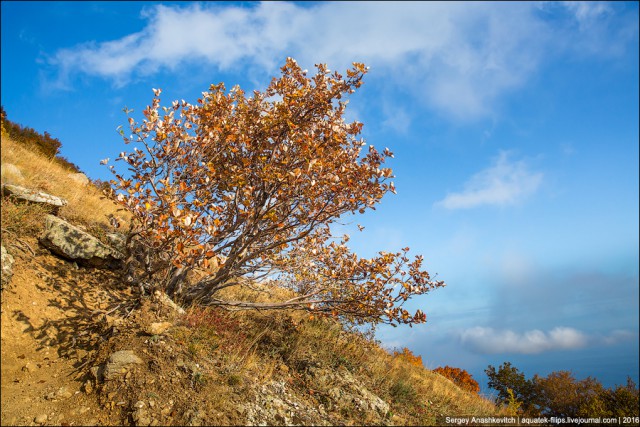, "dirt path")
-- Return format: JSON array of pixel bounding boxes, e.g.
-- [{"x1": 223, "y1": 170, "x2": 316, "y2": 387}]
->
[{"x1": 1, "y1": 236, "x2": 132, "y2": 426}]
